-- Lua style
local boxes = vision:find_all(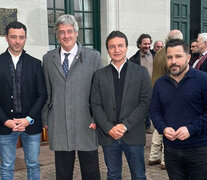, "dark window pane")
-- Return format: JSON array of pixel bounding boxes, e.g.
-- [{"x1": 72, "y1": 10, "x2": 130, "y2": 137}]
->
[
  {"x1": 49, "y1": 27, "x2": 55, "y2": 44},
  {"x1": 74, "y1": 0, "x2": 83, "y2": 11},
  {"x1": 84, "y1": 0, "x2": 92, "y2": 11},
  {"x1": 48, "y1": 10, "x2": 55, "y2": 26},
  {"x1": 55, "y1": 0, "x2": 64, "y2": 9},
  {"x1": 84, "y1": 13, "x2": 93, "y2": 28},
  {"x1": 47, "y1": 0, "x2": 53, "y2": 8},
  {"x1": 78, "y1": 29, "x2": 83, "y2": 44},
  {"x1": 74, "y1": 13, "x2": 83, "y2": 28},
  {"x1": 85, "y1": 29, "x2": 93, "y2": 44}
]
